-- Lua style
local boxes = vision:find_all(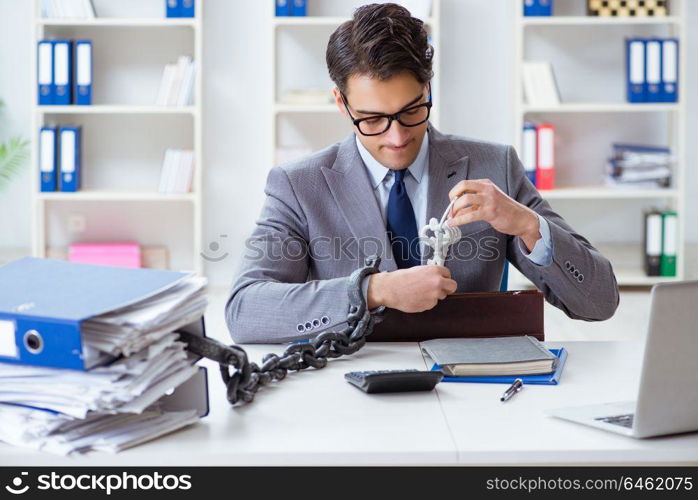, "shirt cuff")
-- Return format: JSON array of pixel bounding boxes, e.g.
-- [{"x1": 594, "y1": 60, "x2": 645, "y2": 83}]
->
[{"x1": 519, "y1": 214, "x2": 553, "y2": 267}]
